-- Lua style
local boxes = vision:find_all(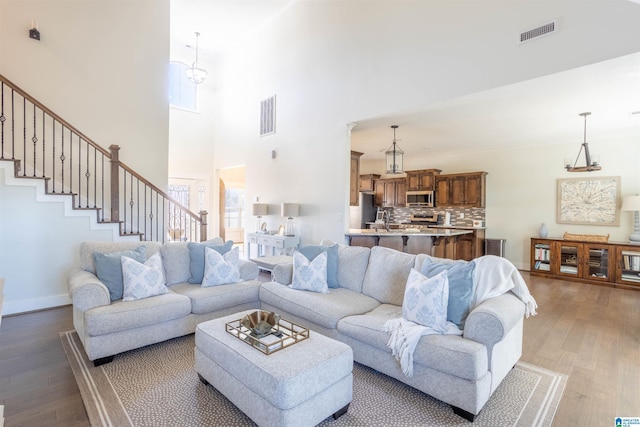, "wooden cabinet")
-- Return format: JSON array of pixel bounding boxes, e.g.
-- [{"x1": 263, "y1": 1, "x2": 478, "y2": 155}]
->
[
  {"x1": 359, "y1": 174, "x2": 380, "y2": 192},
  {"x1": 435, "y1": 172, "x2": 487, "y2": 207},
  {"x1": 405, "y1": 169, "x2": 441, "y2": 191},
  {"x1": 350, "y1": 151, "x2": 363, "y2": 206},
  {"x1": 530, "y1": 238, "x2": 640, "y2": 291},
  {"x1": 374, "y1": 178, "x2": 406, "y2": 207}
]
